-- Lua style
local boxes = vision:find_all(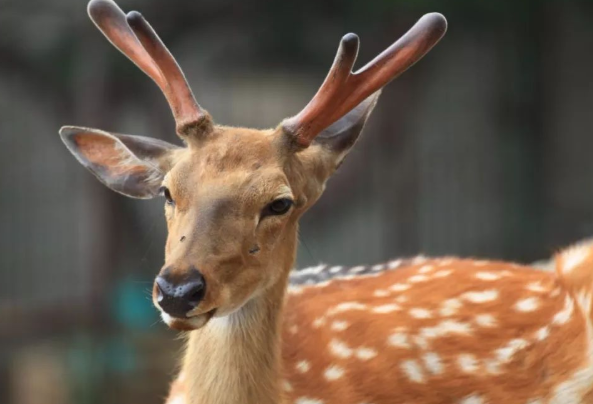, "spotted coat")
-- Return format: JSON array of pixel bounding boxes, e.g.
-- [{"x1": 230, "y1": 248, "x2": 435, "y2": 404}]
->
[{"x1": 166, "y1": 245, "x2": 593, "y2": 404}]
